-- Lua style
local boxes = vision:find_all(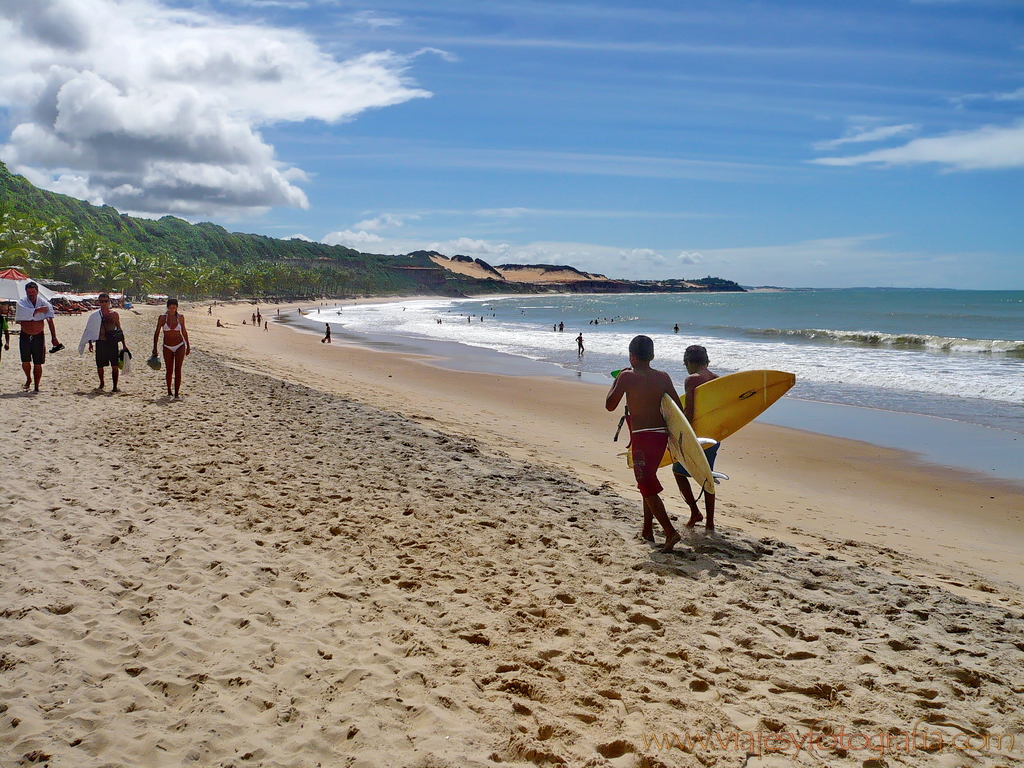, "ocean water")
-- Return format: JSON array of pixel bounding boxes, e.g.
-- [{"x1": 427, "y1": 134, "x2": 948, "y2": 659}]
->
[{"x1": 298, "y1": 290, "x2": 1024, "y2": 480}]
